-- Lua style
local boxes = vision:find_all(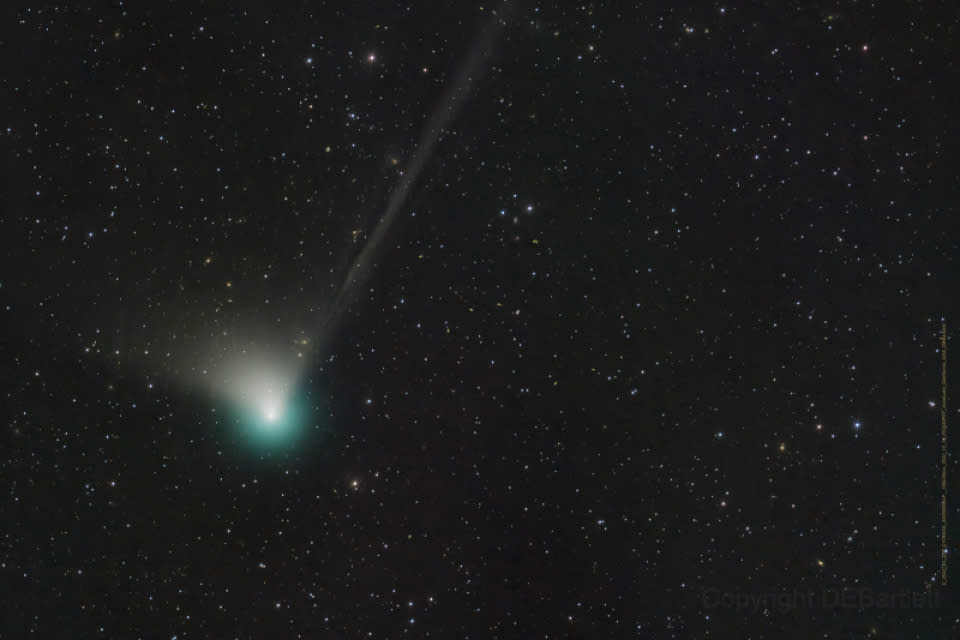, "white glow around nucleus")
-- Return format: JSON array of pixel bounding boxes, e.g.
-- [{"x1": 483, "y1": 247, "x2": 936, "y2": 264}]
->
[{"x1": 207, "y1": 346, "x2": 306, "y2": 444}]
